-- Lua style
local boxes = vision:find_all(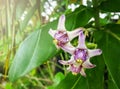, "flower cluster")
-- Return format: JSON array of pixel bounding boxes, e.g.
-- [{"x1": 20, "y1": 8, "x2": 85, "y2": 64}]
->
[{"x1": 48, "y1": 15, "x2": 102, "y2": 76}]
